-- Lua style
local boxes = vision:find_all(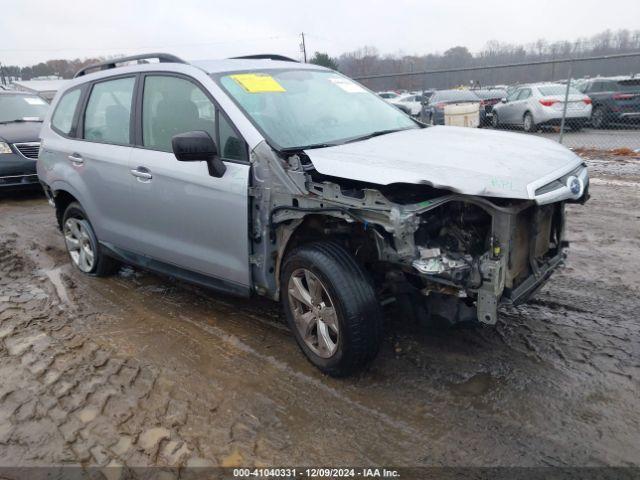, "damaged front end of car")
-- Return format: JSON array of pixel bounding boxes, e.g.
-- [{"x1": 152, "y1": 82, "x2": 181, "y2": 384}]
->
[{"x1": 248, "y1": 139, "x2": 589, "y2": 326}]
